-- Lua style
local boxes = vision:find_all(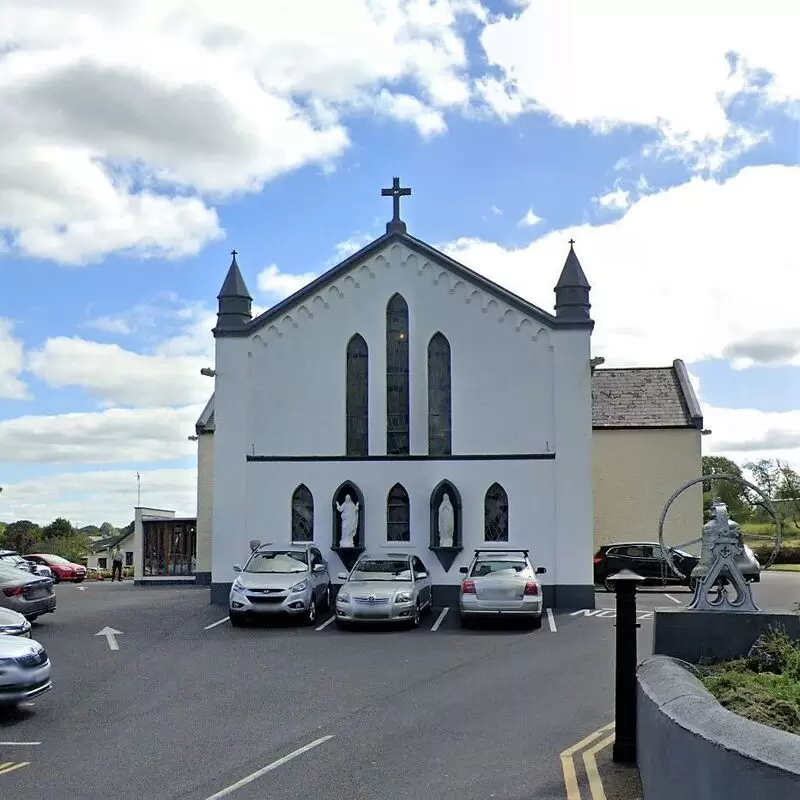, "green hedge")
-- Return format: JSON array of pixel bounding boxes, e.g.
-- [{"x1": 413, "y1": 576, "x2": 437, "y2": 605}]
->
[{"x1": 752, "y1": 544, "x2": 800, "y2": 565}]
